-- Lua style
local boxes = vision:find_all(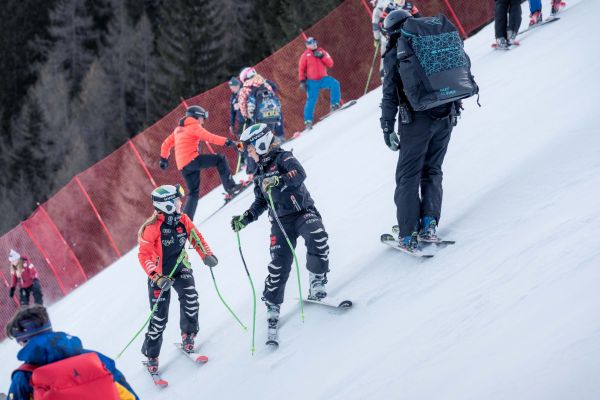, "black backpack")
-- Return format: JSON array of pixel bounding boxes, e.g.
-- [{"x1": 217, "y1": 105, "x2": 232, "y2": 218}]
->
[
  {"x1": 250, "y1": 85, "x2": 282, "y2": 124},
  {"x1": 396, "y1": 14, "x2": 479, "y2": 111}
]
